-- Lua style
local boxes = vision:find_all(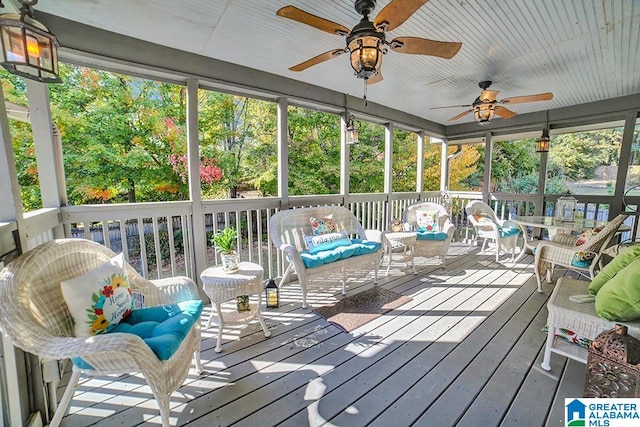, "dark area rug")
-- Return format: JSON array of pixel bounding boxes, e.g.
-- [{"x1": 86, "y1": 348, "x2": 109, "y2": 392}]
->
[{"x1": 313, "y1": 287, "x2": 412, "y2": 333}]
